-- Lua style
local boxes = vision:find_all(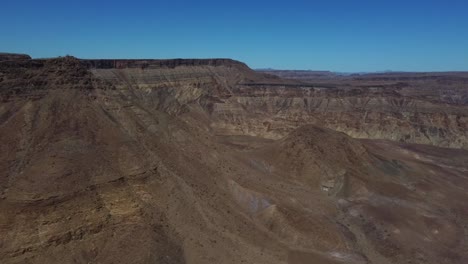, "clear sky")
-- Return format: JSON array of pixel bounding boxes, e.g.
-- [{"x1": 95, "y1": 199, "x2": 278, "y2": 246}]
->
[{"x1": 2, "y1": 0, "x2": 468, "y2": 72}]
